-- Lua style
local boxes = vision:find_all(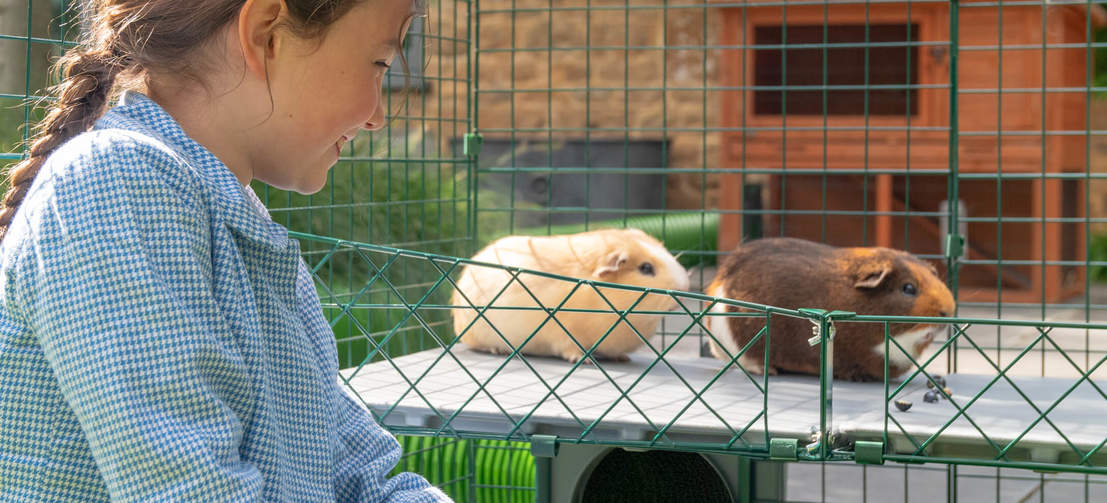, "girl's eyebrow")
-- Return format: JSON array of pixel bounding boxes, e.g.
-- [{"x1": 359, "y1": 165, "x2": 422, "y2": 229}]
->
[{"x1": 373, "y1": 42, "x2": 401, "y2": 55}]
